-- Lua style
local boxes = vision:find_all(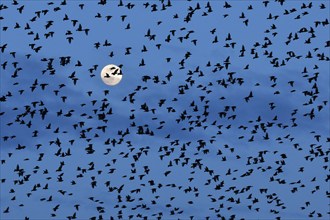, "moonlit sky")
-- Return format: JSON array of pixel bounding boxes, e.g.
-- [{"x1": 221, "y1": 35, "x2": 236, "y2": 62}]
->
[{"x1": 1, "y1": 0, "x2": 329, "y2": 219}]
